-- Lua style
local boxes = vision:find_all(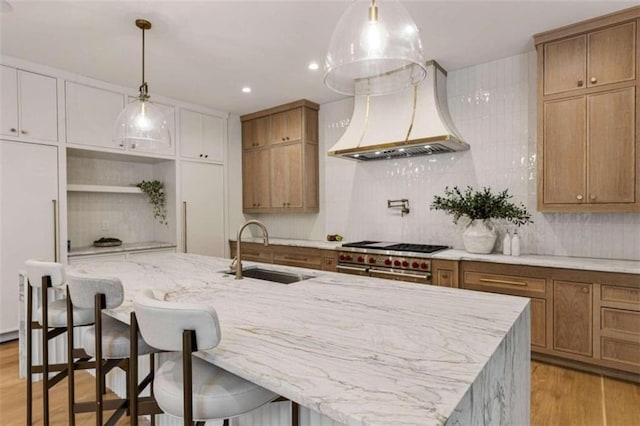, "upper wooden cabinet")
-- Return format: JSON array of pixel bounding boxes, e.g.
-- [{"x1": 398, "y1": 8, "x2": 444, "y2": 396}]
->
[
  {"x1": 1, "y1": 66, "x2": 58, "y2": 142},
  {"x1": 535, "y1": 8, "x2": 640, "y2": 212},
  {"x1": 543, "y1": 22, "x2": 636, "y2": 95},
  {"x1": 240, "y1": 99, "x2": 319, "y2": 214}
]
